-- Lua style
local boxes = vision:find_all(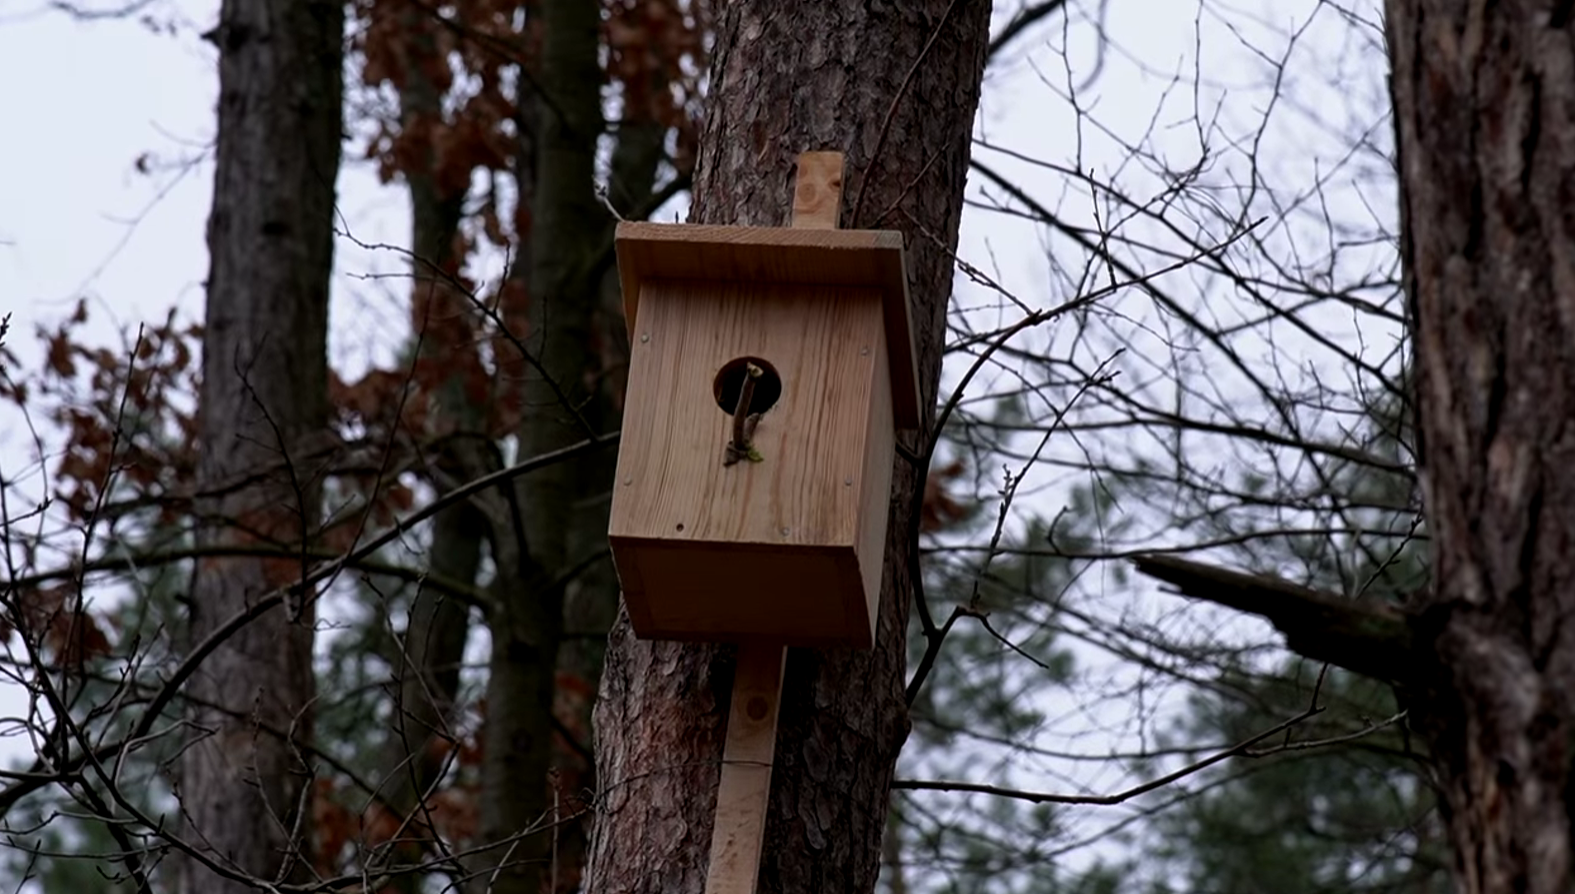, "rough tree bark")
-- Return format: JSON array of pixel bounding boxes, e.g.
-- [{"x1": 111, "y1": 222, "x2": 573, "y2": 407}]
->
[
  {"x1": 585, "y1": 2, "x2": 992, "y2": 891},
  {"x1": 1386, "y1": 2, "x2": 1575, "y2": 892},
  {"x1": 179, "y1": 0, "x2": 343, "y2": 890}
]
